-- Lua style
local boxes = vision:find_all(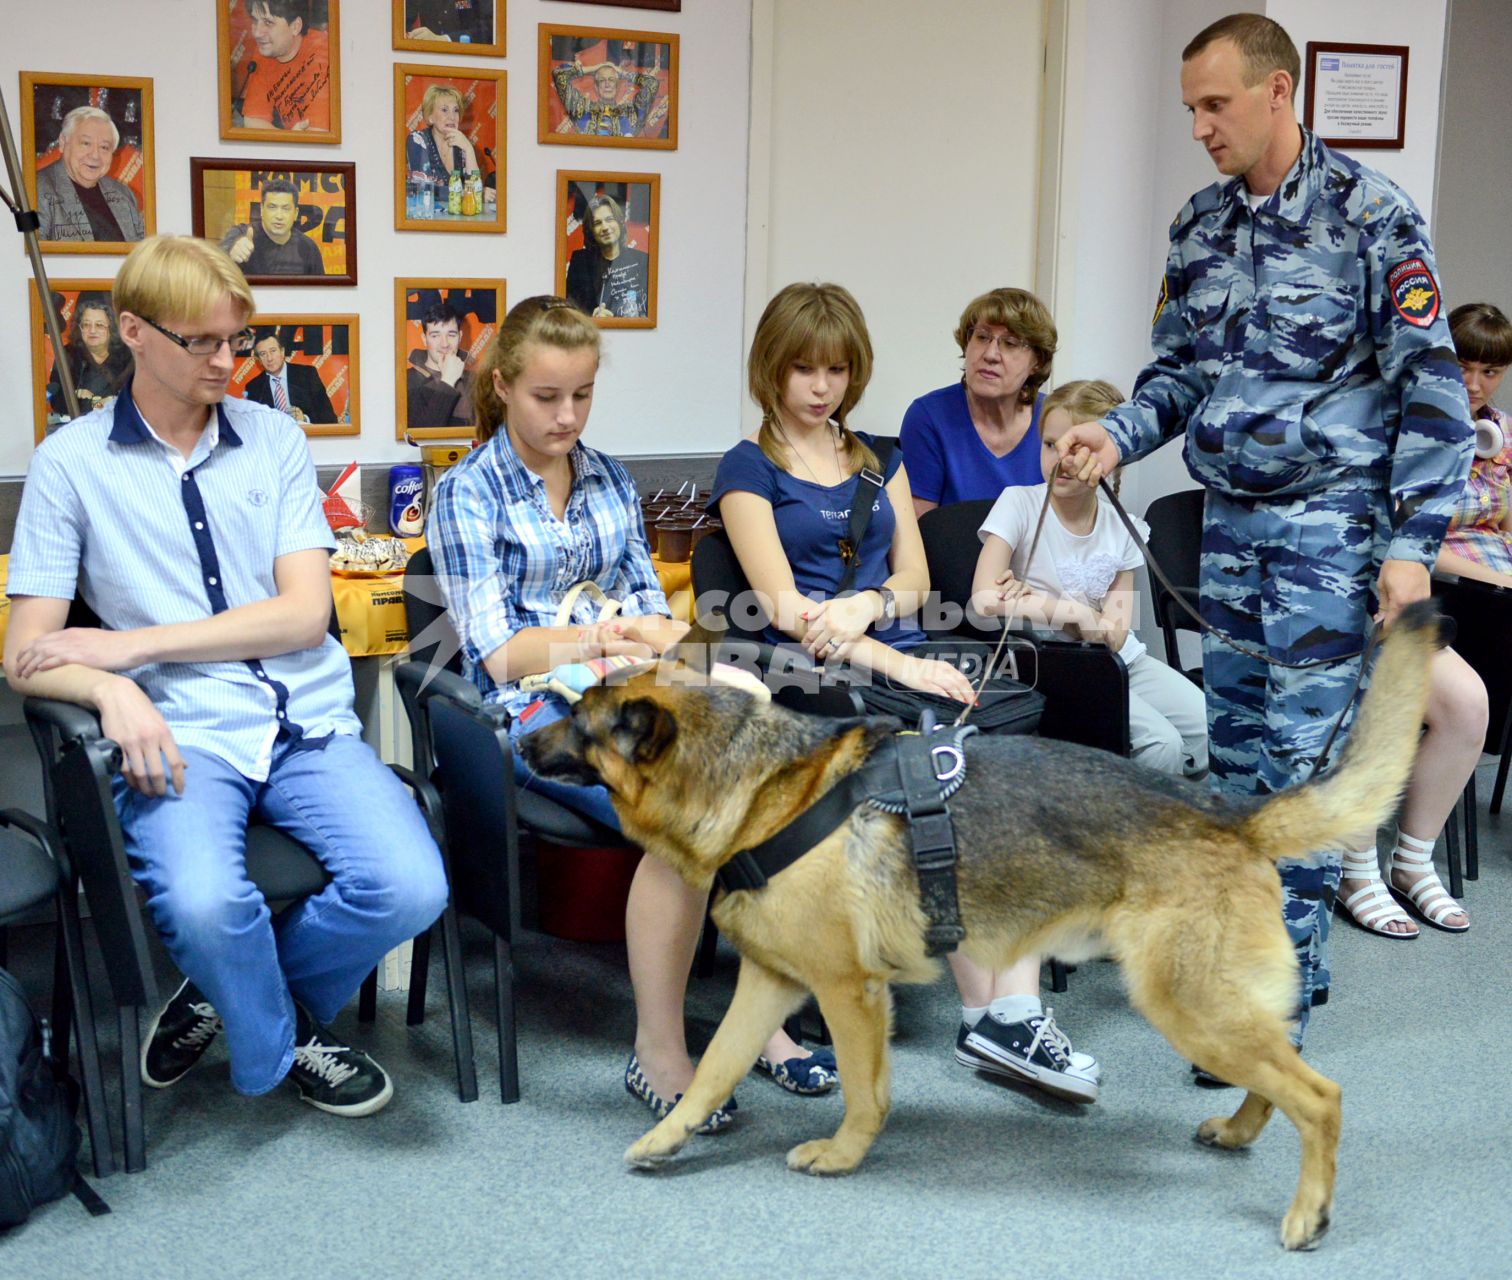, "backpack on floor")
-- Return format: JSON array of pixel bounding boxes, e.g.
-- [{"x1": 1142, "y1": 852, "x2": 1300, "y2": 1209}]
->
[{"x1": 0, "y1": 966, "x2": 82, "y2": 1230}]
